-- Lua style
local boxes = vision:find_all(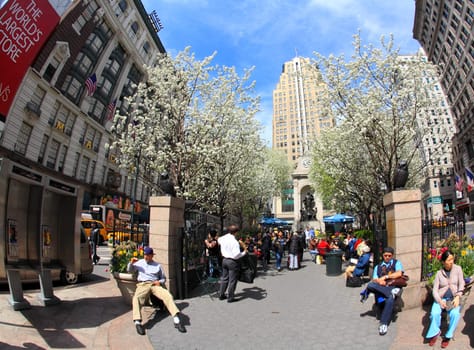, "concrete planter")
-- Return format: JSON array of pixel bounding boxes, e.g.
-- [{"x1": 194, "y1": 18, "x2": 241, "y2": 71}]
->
[{"x1": 112, "y1": 272, "x2": 137, "y2": 306}]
